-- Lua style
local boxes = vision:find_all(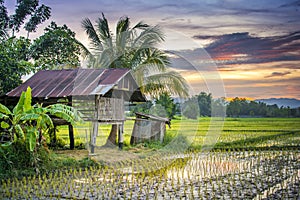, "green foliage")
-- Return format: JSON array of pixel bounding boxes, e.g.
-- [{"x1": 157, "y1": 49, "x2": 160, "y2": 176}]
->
[
  {"x1": 197, "y1": 92, "x2": 212, "y2": 117},
  {"x1": 82, "y1": 13, "x2": 189, "y2": 98},
  {"x1": 30, "y1": 22, "x2": 82, "y2": 70},
  {"x1": 226, "y1": 97, "x2": 295, "y2": 117},
  {"x1": 0, "y1": 87, "x2": 81, "y2": 174},
  {"x1": 182, "y1": 96, "x2": 199, "y2": 119},
  {"x1": 154, "y1": 92, "x2": 177, "y2": 118},
  {"x1": 129, "y1": 101, "x2": 153, "y2": 116},
  {"x1": 0, "y1": 1, "x2": 82, "y2": 95},
  {"x1": 129, "y1": 93, "x2": 177, "y2": 118},
  {"x1": 0, "y1": 37, "x2": 33, "y2": 95},
  {"x1": 0, "y1": 0, "x2": 51, "y2": 38},
  {"x1": 211, "y1": 97, "x2": 226, "y2": 117}
]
